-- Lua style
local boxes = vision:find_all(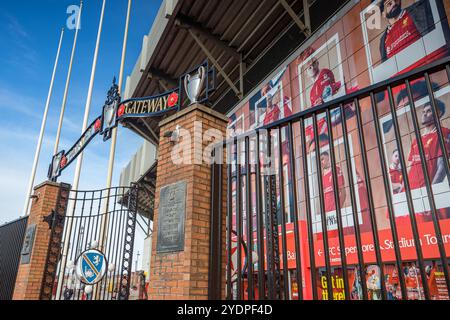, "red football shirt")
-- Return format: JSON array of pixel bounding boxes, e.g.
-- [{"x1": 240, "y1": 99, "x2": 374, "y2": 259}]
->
[
  {"x1": 310, "y1": 69, "x2": 341, "y2": 107},
  {"x1": 322, "y1": 166, "x2": 345, "y2": 213},
  {"x1": 263, "y1": 105, "x2": 280, "y2": 126},
  {"x1": 389, "y1": 167, "x2": 403, "y2": 185},
  {"x1": 407, "y1": 127, "x2": 450, "y2": 189},
  {"x1": 384, "y1": 10, "x2": 421, "y2": 59}
]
